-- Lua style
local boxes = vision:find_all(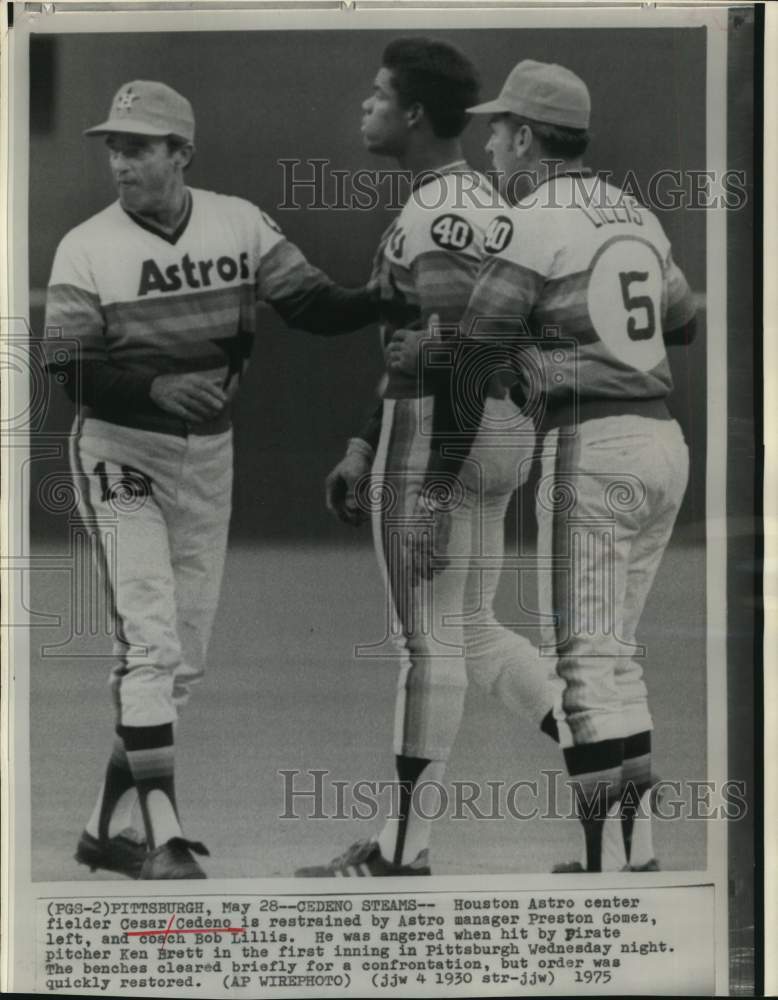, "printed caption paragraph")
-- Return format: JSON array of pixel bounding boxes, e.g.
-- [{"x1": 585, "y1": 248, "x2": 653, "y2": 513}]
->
[{"x1": 40, "y1": 886, "x2": 715, "y2": 996}]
